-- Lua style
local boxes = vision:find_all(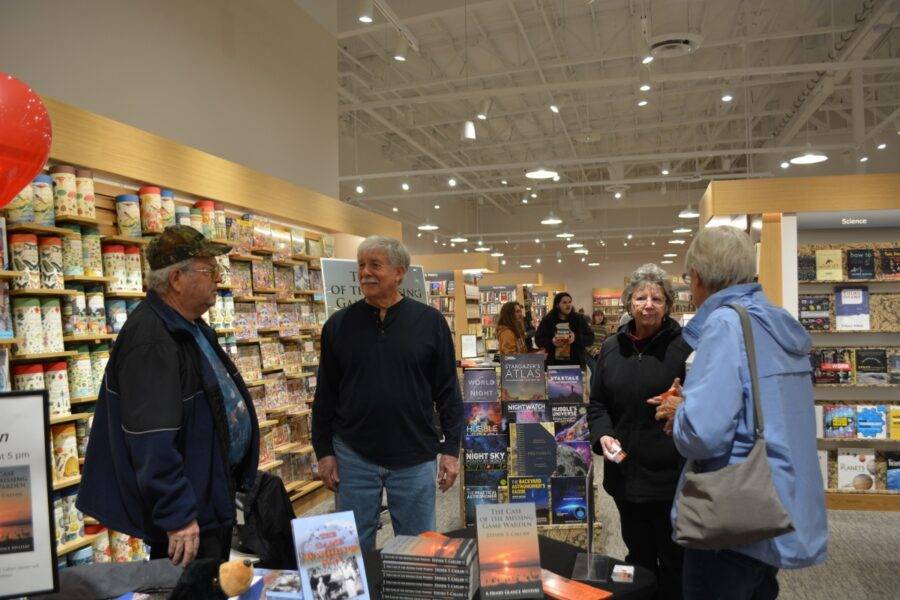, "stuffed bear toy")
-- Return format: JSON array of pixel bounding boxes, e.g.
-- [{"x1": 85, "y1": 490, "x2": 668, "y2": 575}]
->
[{"x1": 168, "y1": 558, "x2": 254, "y2": 599}]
